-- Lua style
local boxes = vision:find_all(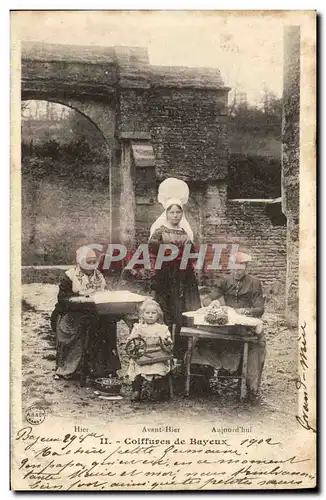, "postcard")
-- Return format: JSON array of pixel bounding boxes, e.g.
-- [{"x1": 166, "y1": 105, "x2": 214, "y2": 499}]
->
[{"x1": 10, "y1": 10, "x2": 316, "y2": 491}]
